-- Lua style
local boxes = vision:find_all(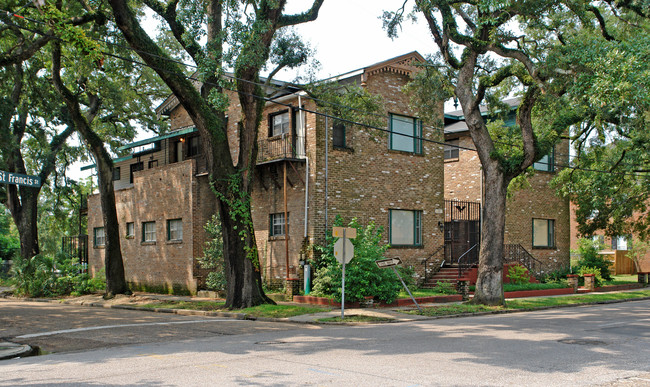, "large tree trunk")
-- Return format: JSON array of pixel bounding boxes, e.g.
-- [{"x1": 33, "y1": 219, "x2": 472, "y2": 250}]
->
[
  {"x1": 471, "y1": 162, "x2": 508, "y2": 305},
  {"x1": 7, "y1": 186, "x2": 39, "y2": 260}
]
